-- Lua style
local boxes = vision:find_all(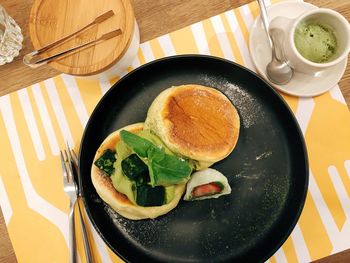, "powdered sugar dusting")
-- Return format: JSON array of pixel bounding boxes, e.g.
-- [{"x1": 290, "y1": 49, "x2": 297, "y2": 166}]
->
[
  {"x1": 199, "y1": 75, "x2": 262, "y2": 128},
  {"x1": 103, "y1": 202, "x2": 174, "y2": 246},
  {"x1": 256, "y1": 151, "x2": 272, "y2": 160}
]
